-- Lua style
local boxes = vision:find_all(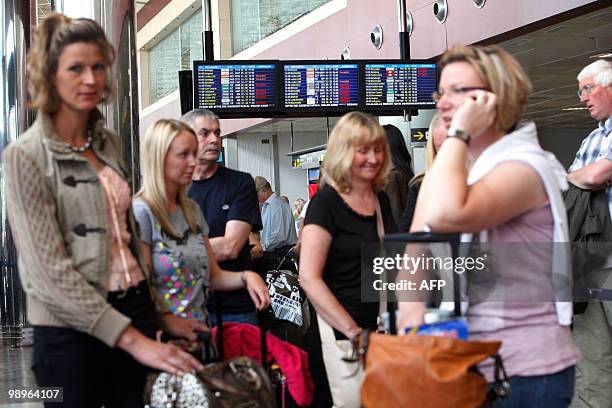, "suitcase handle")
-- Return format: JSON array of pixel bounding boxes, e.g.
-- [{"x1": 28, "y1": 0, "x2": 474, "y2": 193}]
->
[{"x1": 197, "y1": 330, "x2": 218, "y2": 363}]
